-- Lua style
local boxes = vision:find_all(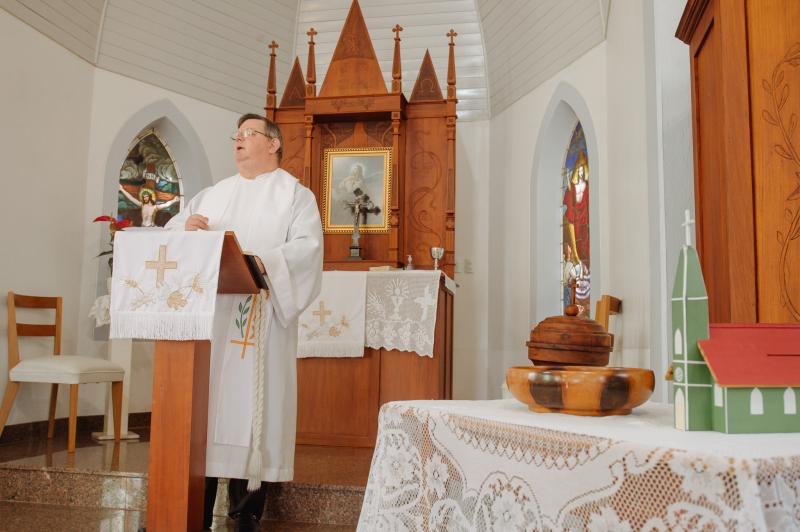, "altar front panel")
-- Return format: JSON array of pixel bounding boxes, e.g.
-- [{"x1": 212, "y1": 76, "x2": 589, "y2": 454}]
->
[{"x1": 296, "y1": 279, "x2": 453, "y2": 447}]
